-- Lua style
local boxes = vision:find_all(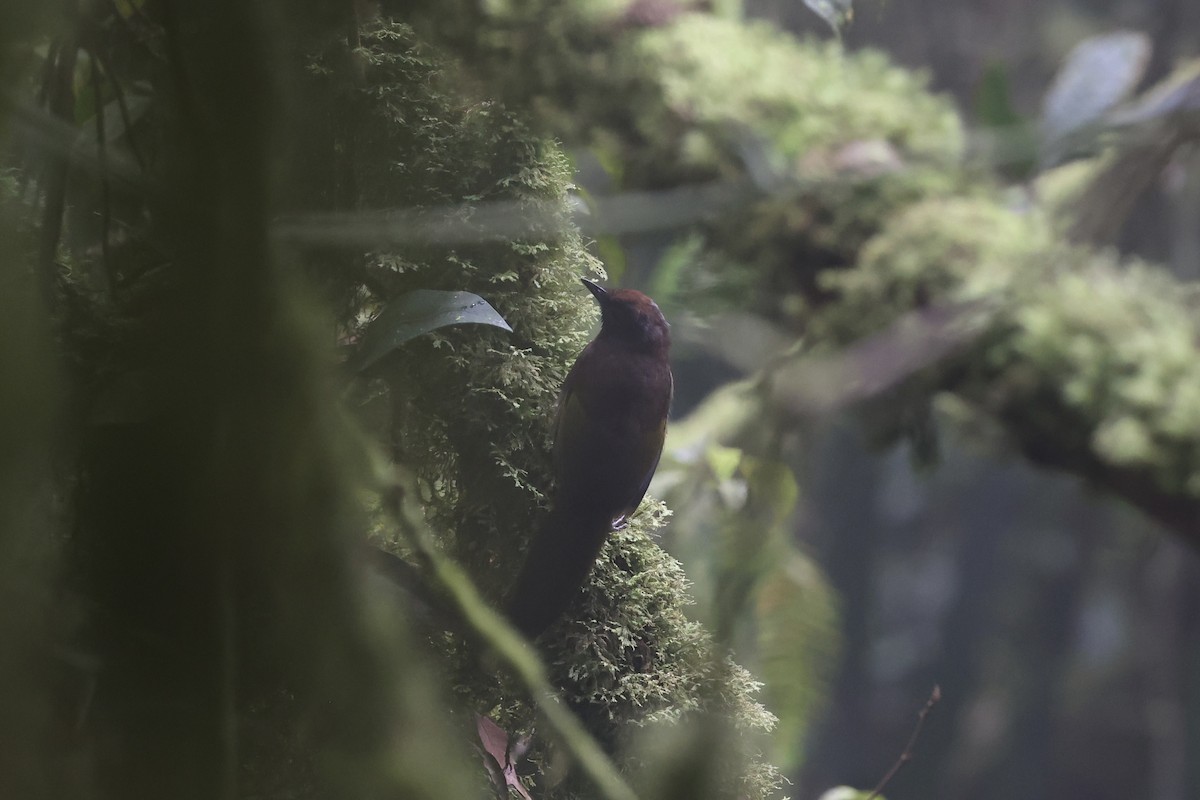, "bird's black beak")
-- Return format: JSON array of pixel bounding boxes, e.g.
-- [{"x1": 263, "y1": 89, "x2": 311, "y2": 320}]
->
[{"x1": 581, "y1": 278, "x2": 608, "y2": 304}]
